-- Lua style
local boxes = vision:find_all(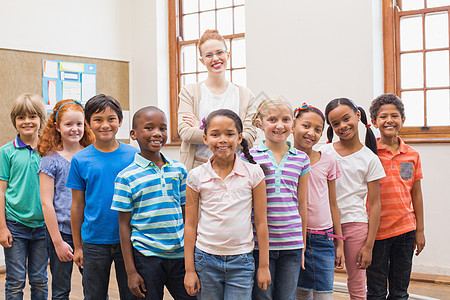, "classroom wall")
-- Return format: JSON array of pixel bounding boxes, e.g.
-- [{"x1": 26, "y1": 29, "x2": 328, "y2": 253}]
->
[{"x1": 0, "y1": 0, "x2": 449, "y2": 276}]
